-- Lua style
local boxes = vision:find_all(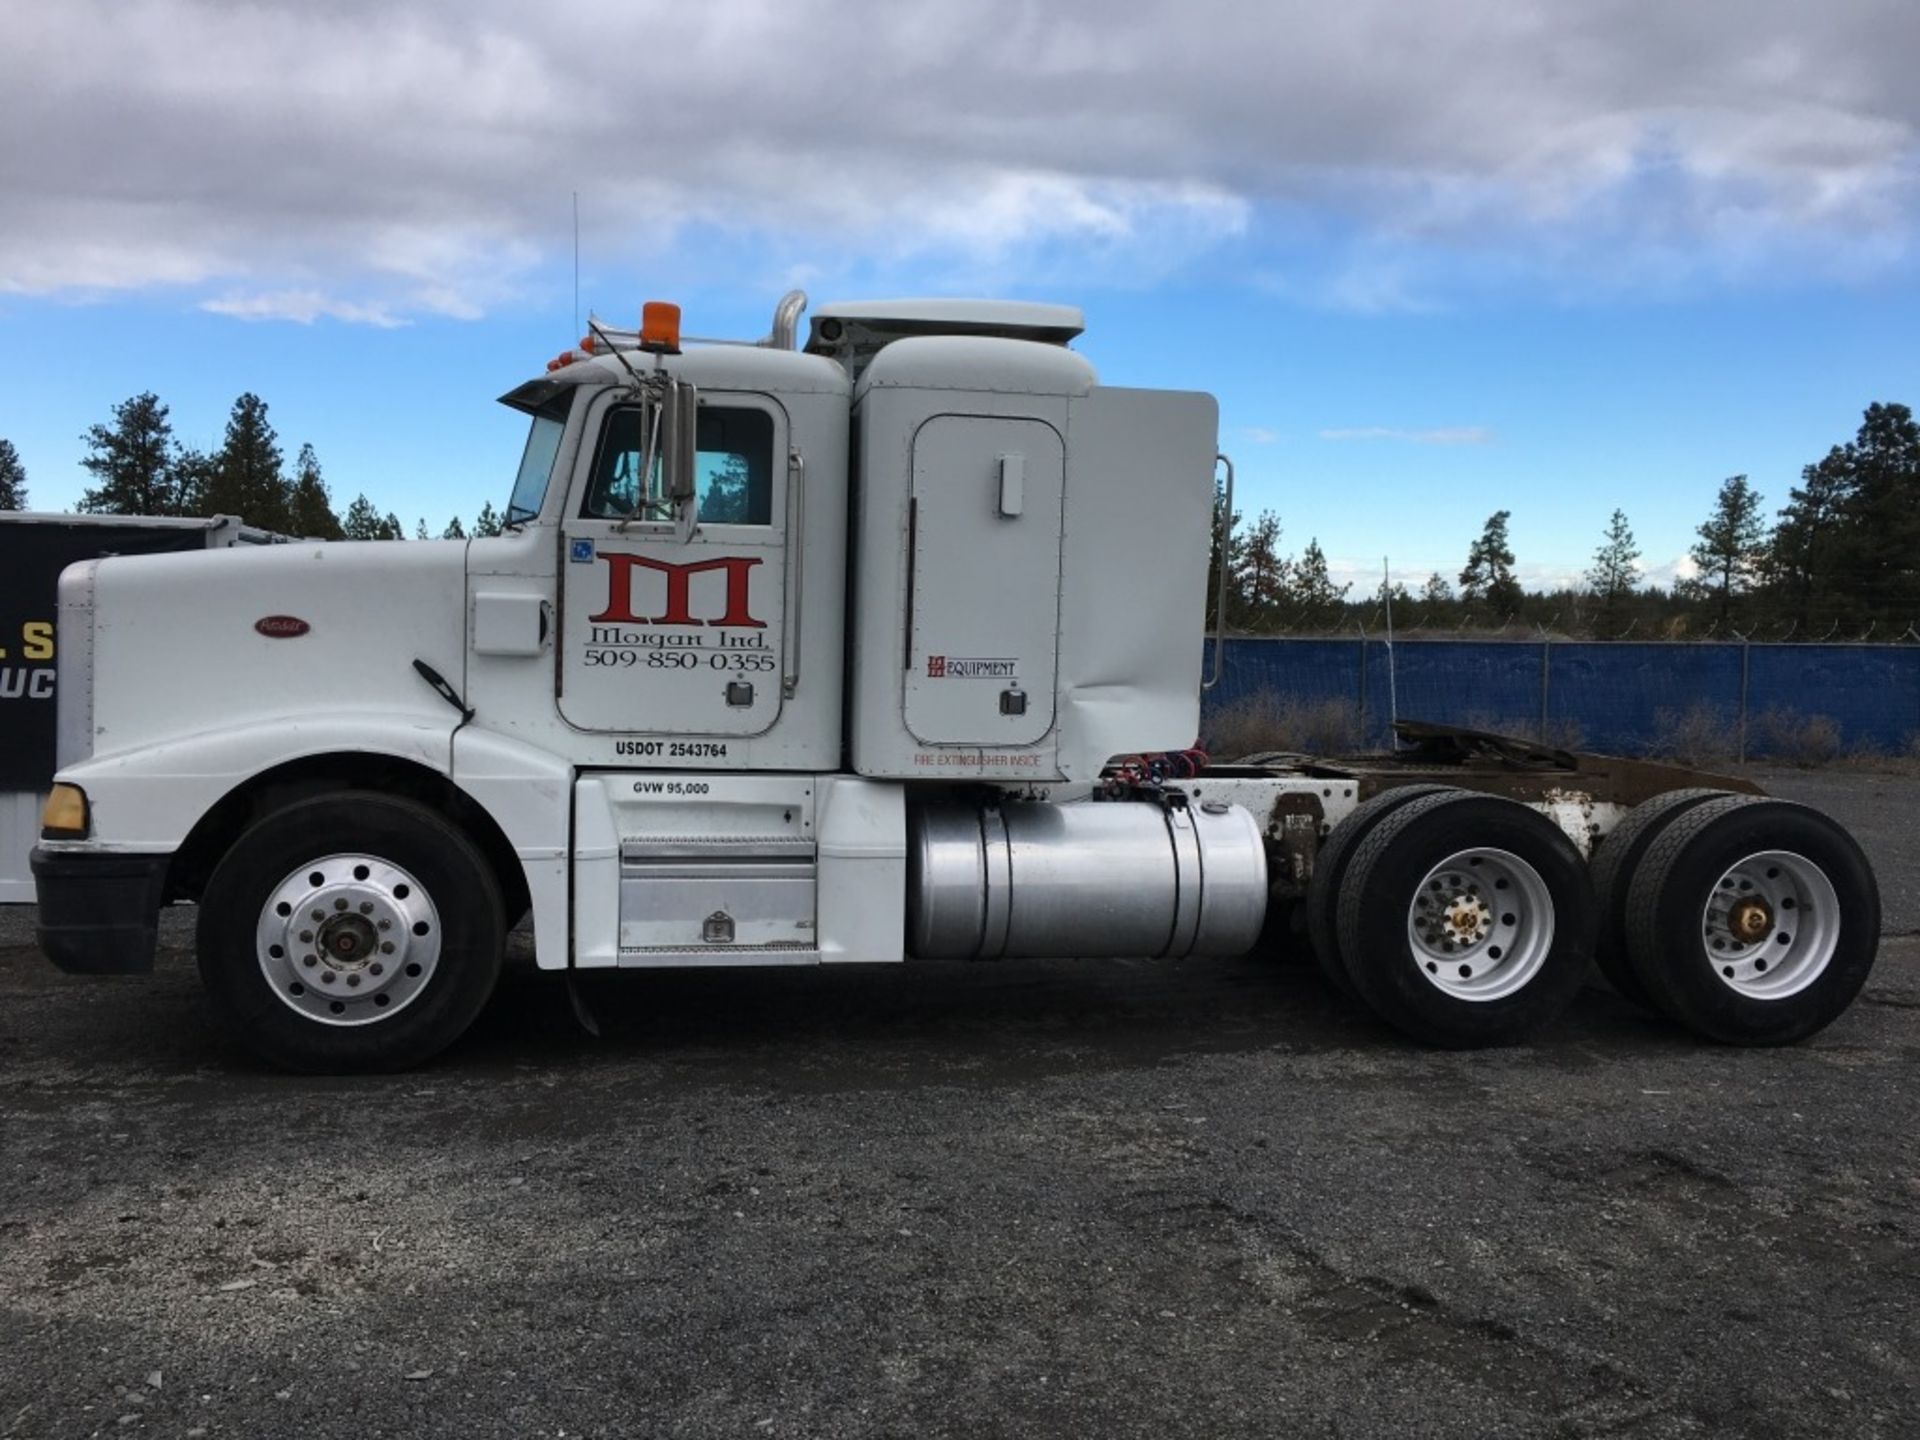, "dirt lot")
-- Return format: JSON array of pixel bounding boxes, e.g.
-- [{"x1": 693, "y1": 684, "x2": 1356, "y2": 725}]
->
[{"x1": 2, "y1": 768, "x2": 1916, "y2": 1439}]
